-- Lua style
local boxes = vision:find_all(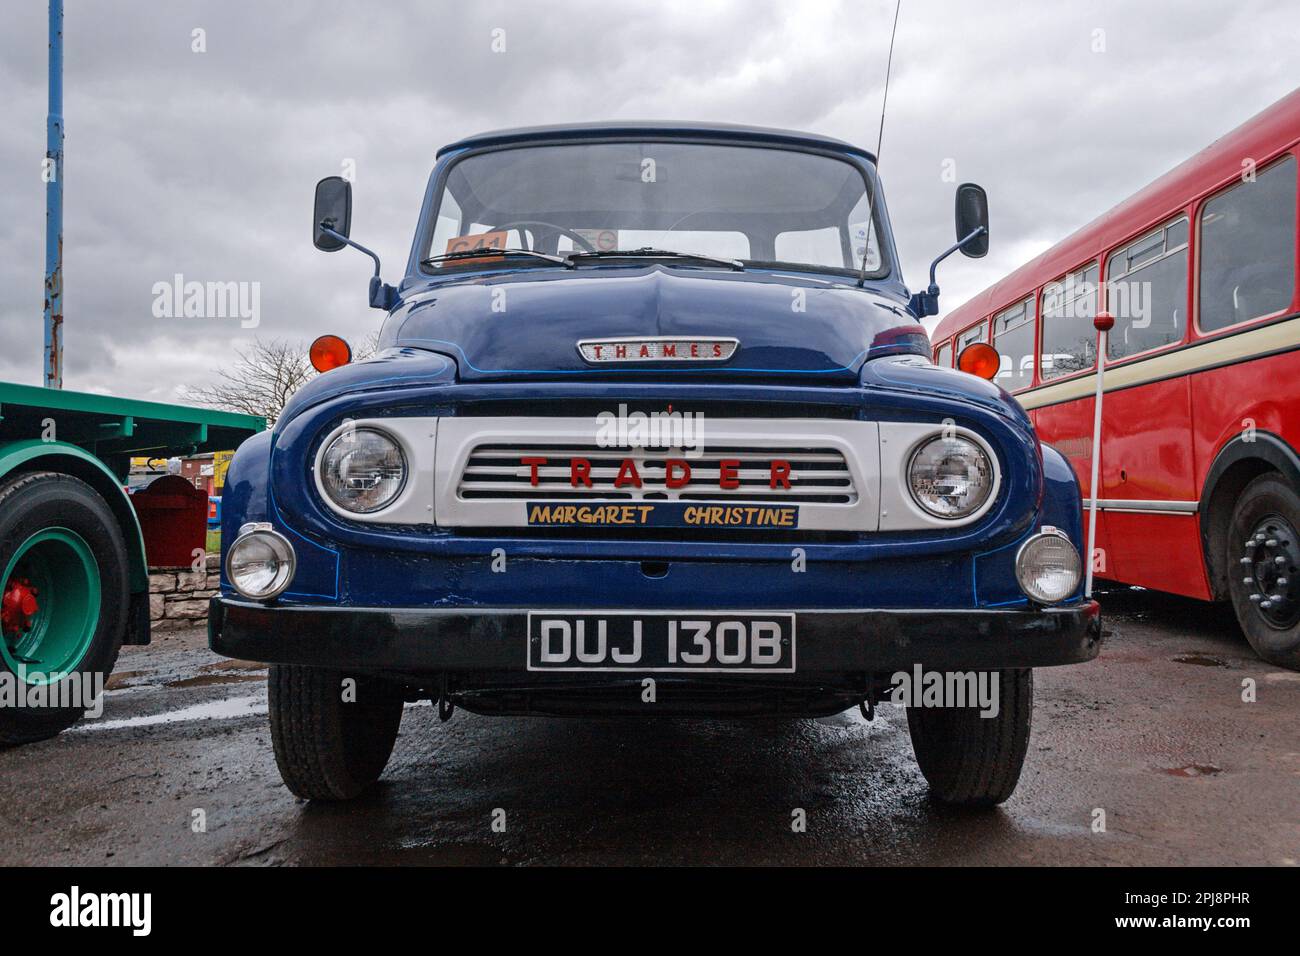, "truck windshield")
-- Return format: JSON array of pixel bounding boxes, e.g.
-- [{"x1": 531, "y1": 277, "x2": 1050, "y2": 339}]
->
[{"x1": 423, "y1": 141, "x2": 888, "y2": 278}]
